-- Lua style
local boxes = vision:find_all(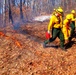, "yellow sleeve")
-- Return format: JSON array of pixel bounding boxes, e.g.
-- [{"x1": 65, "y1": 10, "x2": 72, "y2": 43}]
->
[
  {"x1": 63, "y1": 19, "x2": 68, "y2": 26},
  {"x1": 71, "y1": 14, "x2": 76, "y2": 21},
  {"x1": 48, "y1": 15, "x2": 55, "y2": 31},
  {"x1": 72, "y1": 18, "x2": 76, "y2": 21}
]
